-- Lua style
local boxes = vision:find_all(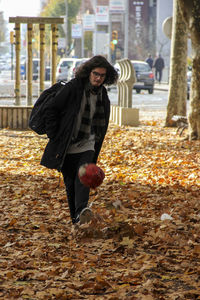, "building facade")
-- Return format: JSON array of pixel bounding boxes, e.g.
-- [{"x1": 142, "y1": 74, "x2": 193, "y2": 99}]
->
[
  {"x1": 76, "y1": 0, "x2": 174, "y2": 66},
  {"x1": 128, "y1": 0, "x2": 157, "y2": 60}
]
